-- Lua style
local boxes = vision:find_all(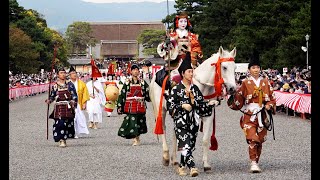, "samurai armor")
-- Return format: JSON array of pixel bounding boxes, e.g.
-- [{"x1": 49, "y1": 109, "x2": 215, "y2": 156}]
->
[
  {"x1": 124, "y1": 98, "x2": 146, "y2": 114},
  {"x1": 49, "y1": 89, "x2": 75, "y2": 119},
  {"x1": 123, "y1": 85, "x2": 146, "y2": 114},
  {"x1": 52, "y1": 102, "x2": 75, "y2": 119}
]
